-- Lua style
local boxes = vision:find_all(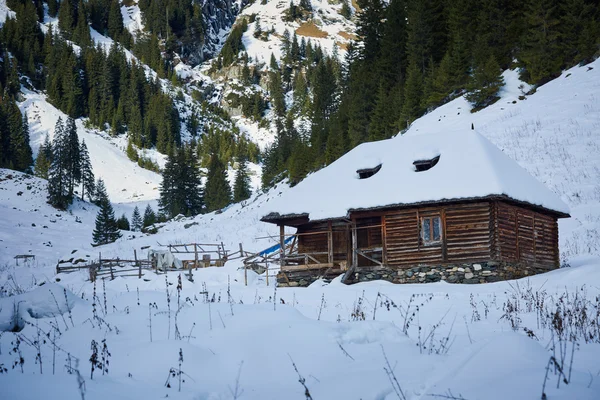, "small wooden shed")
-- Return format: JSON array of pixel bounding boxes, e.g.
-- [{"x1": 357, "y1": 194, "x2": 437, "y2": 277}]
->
[{"x1": 261, "y1": 131, "x2": 570, "y2": 286}]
